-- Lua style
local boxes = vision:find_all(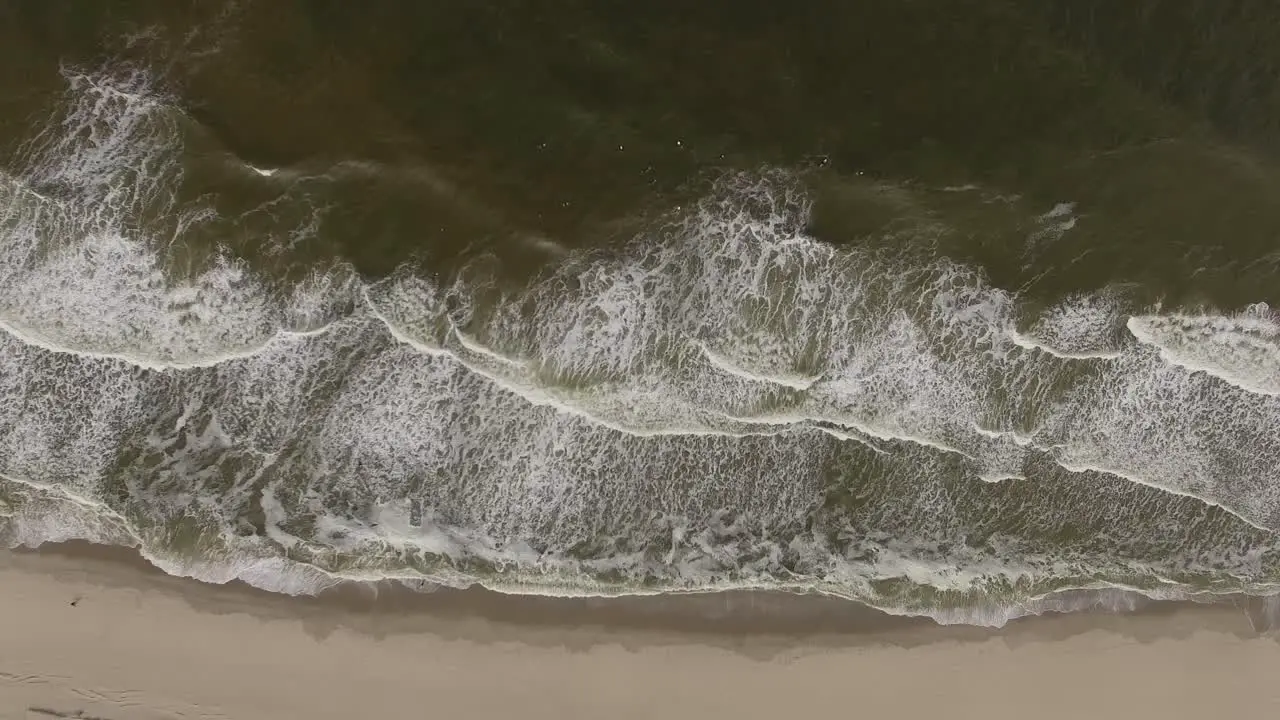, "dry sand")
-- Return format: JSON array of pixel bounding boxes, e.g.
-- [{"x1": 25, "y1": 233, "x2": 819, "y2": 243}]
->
[{"x1": 3, "y1": 545, "x2": 1280, "y2": 719}]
